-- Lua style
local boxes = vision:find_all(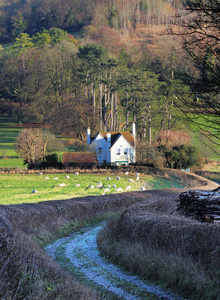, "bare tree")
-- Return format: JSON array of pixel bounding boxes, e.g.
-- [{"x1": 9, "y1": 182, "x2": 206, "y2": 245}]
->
[
  {"x1": 16, "y1": 128, "x2": 44, "y2": 167},
  {"x1": 16, "y1": 128, "x2": 65, "y2": 167}
]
